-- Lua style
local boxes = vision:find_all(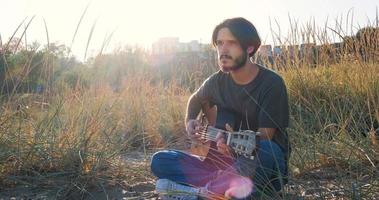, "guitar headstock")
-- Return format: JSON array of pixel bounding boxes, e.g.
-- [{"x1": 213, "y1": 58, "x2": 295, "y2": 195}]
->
[{"x1": 226, "y1": 130, "x2": 257, "y2": 159}]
